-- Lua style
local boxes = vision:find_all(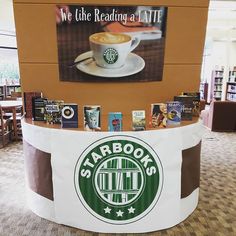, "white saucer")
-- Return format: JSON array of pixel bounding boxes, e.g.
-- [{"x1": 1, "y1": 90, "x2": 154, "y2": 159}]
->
[{"x1": 74, "y1": 51, "x2": 145, "y2": 78}]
